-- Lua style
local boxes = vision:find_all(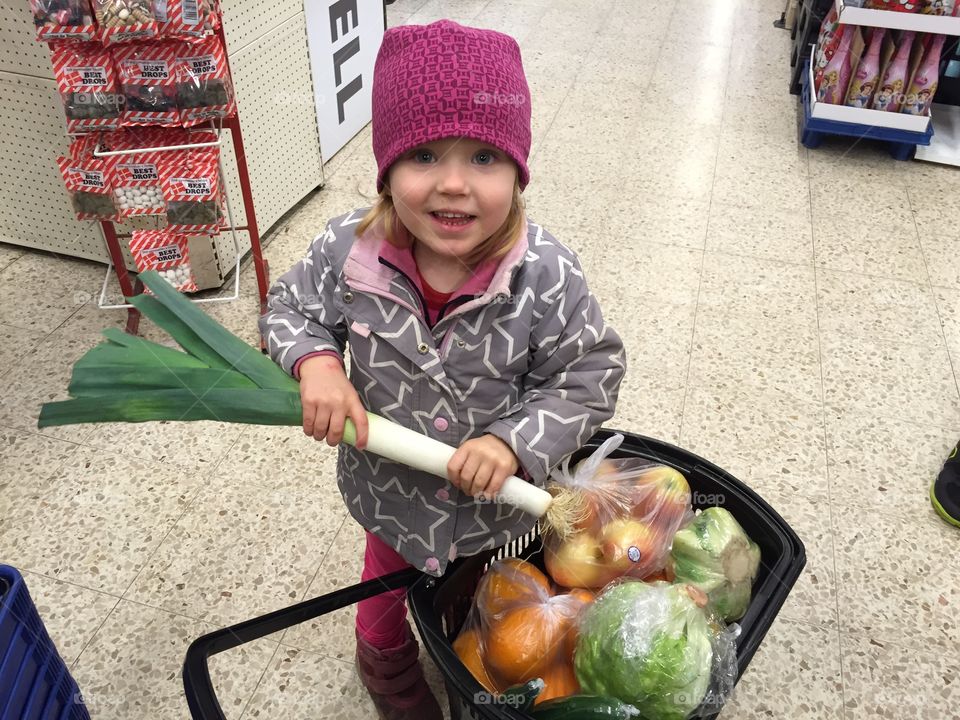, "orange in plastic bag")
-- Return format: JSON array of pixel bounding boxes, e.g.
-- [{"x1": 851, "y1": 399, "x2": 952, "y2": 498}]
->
[
  {"x1": 452, "y1": 558, "x2": 594, "y2": 699},
  {"x1": 453, "y1": 626, "x2": 499, "y2": 694}
]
